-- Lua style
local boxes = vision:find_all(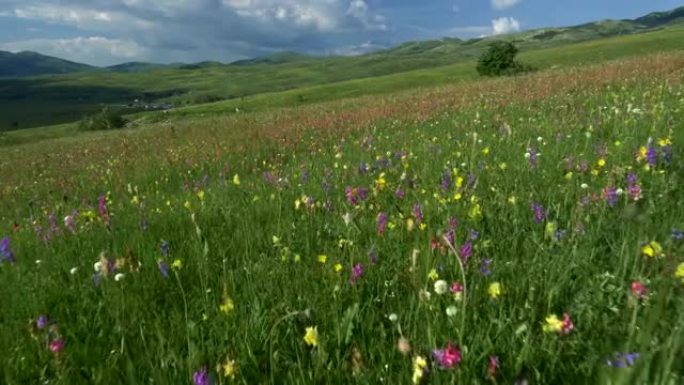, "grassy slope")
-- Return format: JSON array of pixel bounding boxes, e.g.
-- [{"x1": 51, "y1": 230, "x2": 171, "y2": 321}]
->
[
  {"x1": 1, "y1": 53, "x2": 683, "y2": 385},
  {"x1": 2, "y1": 25, "x2": 683, "y2": 148},
  {"x1": 1, "y1": 12, "x2": 683, "y2": 131}
]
